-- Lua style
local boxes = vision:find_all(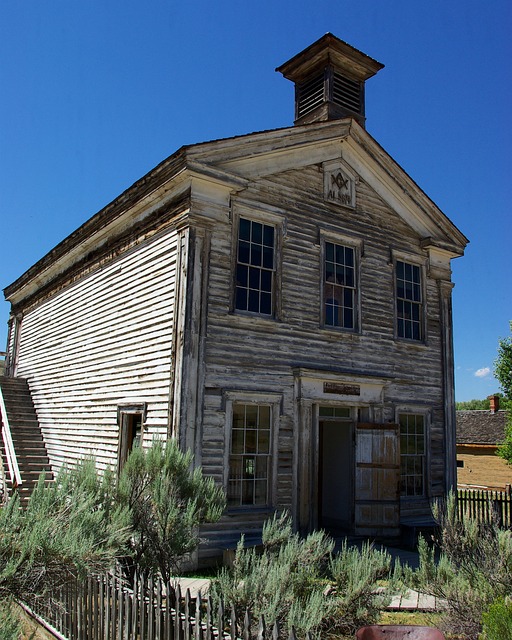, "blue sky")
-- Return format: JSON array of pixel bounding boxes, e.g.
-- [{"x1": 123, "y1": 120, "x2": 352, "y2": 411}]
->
[{"x1": 0, "y1": 0, "x2": 510, "y2": 401}]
